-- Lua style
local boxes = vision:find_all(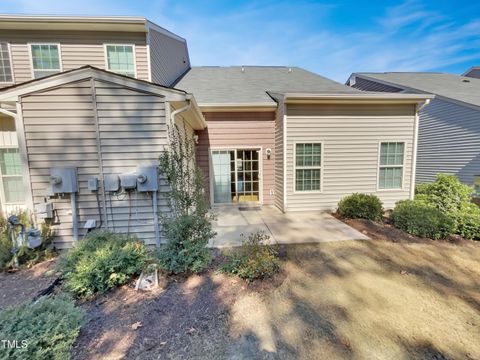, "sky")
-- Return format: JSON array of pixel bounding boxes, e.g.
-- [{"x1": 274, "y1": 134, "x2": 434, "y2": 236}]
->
[{"x1": 1, "y1": 0, "x2": 479, "y2": 82}]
